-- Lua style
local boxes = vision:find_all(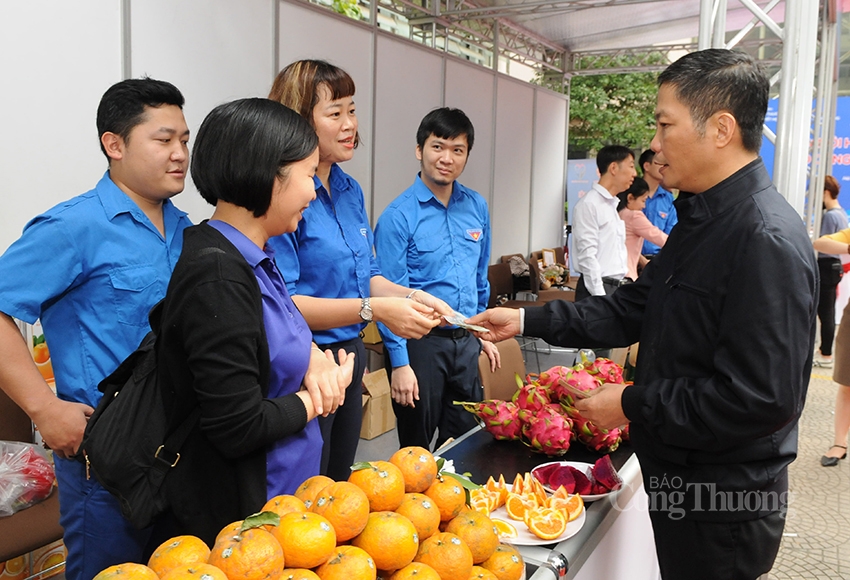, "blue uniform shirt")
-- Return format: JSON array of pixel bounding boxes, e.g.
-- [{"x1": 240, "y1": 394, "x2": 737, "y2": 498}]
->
[
  {"x1": 641, "y1": 186, "x2": 678, "y2": 255},
  {"x1": 0, "y1": 172, "x2": 191, "y2": 408},
  {"x1": 207, "y1": 220, "x2": 321, "y2": 497},
  {"x1": 374, "y1": 175, "x2": 491, "y2": 367},
  {"x1": 268, "y1": 164, "x2": 380, "y2": 345}
]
